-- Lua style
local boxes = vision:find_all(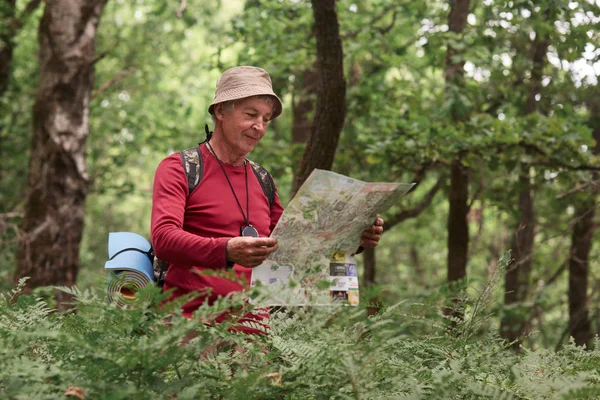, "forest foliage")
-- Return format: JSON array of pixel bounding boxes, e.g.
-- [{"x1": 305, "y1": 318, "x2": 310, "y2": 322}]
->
[
  {"x1": 2, "y1": 268, "x2": 600, "y2": 399},
  {"x1": 1, "y1": 0, "x2": 600, "y2": 397}
]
